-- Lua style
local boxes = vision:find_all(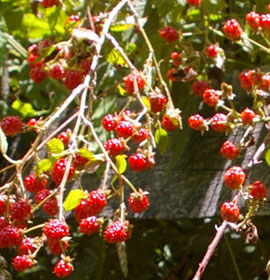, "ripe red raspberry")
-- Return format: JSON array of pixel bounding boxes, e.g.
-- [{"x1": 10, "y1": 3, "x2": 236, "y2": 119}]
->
[
  {"x1": 79, "y1": 216, "x2": 100, "y2": 235},
  {"x1": 159, "y1": 26, "x2": 179, "y2": 43},
  {"x1": 0, "y1": 195, "x2": 7, "y2": 215},
  {"x1": 27, "y1": 118, "x2": 37, "y2": 128},
  {"x1": 162, "y1": 115, "x2": 178, "y2": 131},
  {"x1": 124, "y1": 73, "x2": 145, "y2": 94},
  {"x1": 28, "y1": 53, "x2": 41, "y2": 67},
  {"x1": 205, "y1": 44, "x2": 219, "y2": 58},
  {"x1": 223, "y1": 18, "x2": 242, "y2": 40},
  {"x1": 191, "y1": 80, "x2": 211, "y2": 96},
  {"x1": 171, "y1": 51, "x2": 179, "y2": 60},
  {"x1": 188, "y1": 114, "x2": 206, "y2": 131},
  {"x1": 202, "y1": 89, "x2": 220, "y2": 107},
  {"x1": 249, "y1": 181, "x2": 267, "y2": 201},
  {"x1": 80, "y1": 59, "x2": 92, "y2": 76},
  {"x1": 48, "y1": 63, "x2": 66, "y2": 80},
  {"x1": 220, "y1": 201, "x2": 240, "y2": 223},
  {"x1": 149, "y1": 93, "x2": 167, "y2": 113},
  {"x1": 24, "y1": 173, "x2": 47, "y2": 193},
  {"x1": 115, "y1": 121, "x2": 134, "y2": 138},
  {"x1": 104, "y1": 220, "x2": 131, "y2": 244},
  {"x1": 47, "y1": 238, "x2": 69, "y2": 255},
  {"x1": 51, "y1": 158, "x2": 75, "y2": 185},
  {"x1": 18, "y1": 237, "x2": 37, "y2": 255},
  {"x1": 10, "y1": 200, "x2": 31, "y2": 221},
  {"x1": 132, "y1": 128, "x2": 148, "y2": 143},
  {"x1": 259, "y1": 14, "x2": 270, "y2": 32},
  {"x1": 43, "y1": 219, "x2": 69, "y2": 240},
  {"x1": 0, "y1": 217, "x2": 8, "y2": 230},
  {"x1": 40, "y1": 0, "x2": 59, "y2": 8},
  {"x1": 27, "y1": 44, "x2": 37, "y2": 54},
  {"x1": 210, "y1": 113, "x2": 228, "y2": 133},
  {"x1": 30, "y1": 65, "x2": 47, "y2": 83},
  {"x1": 12, "y1": 255, "x2": 33, "y2": 271},
  {"x1": 64, "y1": 70, "x2": 83, "y2": 90},
  {"x1": 102, "y1": 114, "x2": 117, "y2": 131},
  {"x1": 104, "y1": 138, "x2": 124, "y2": 156},
  {"x1": 53, "y1": 259, "x2": 73, "y2": 278},
  {"x1": 187, "y1": 0, "x2": 200, "y2": 5},
  {"x1": 74, "y1": 189, "x2": 106, "y2": 221},
  {"x1": 35, "y1": 189, "x2": 59, "y2": 217},
  {"x1": 128, "y1": 189, "x2": 149, "y2": 213},
  {"x1": 1, "y1": 116, "x2": 22, "y2": 136},
  {"x1": 73, "y1": 153, "x2": 89, "y2": 168},
  {"x1": 258, "y1": 74, "x2": 270, "y2": 91},
  {"x1": 128, "y1": 153, "x2": 148, "y2": 172},
  {"x1": 220, "y1": 141, "x2": 239, "y2": 160},
  {"x1": 57, "y1": 131, "x2": 70, "y2": 146},
  {"x1": 239, "y1": 70, "x2": 256, "y2": 90},
  {"x1": 246, "y1": 12, "x2": 260, "y2": 31},
  {"x1": 224, "y1": 166, "x2": 246, "y2": 190},
  {"x1": 240, "y1": 108, "x2": 256, "y2": 125},
  {"x1": 0, "y1": 225, "x2": 21, "y2": 248}
]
